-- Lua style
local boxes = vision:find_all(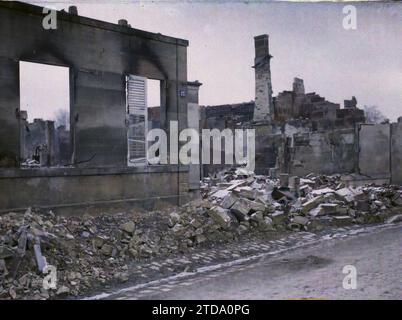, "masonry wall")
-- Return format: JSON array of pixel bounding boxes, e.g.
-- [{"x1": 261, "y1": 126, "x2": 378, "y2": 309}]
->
[
  {"x1": 289, "y1": 128, "x2": 357, "y2": 176},
  {"x1": 0, "y1": 2, "x2": 189, "y2": 212},
  {"x1": 0, "y1": 2, "x2": 188, "y2": 167},
  {"x1": 0, "y1": 166, "x2": 187, "y2": 214},
  {"x1": 358, "y1": 124, "x2": 390, "y2": 177},
  {"x1": 391, "y1": 122, "x2": 402, "y2": 185}
]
